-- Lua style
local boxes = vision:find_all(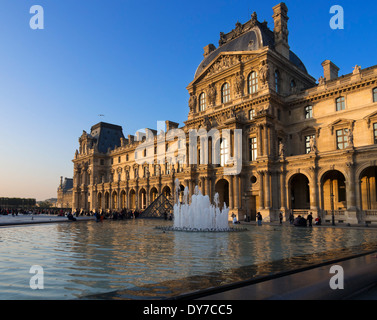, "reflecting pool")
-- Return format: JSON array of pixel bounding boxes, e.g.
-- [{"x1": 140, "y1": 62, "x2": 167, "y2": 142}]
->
[{"x1": 1, "y1": 219, "x2": 377, "y2": 300}]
